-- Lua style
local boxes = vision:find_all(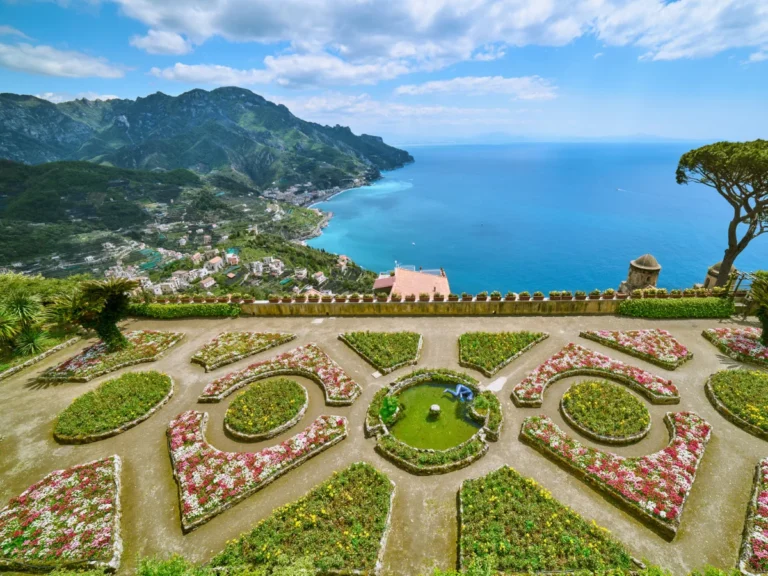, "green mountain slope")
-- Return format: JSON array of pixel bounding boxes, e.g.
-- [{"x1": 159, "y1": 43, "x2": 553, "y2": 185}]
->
[{"x1": 0, "y1": 87, "x2": 412, "y2": 189}]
